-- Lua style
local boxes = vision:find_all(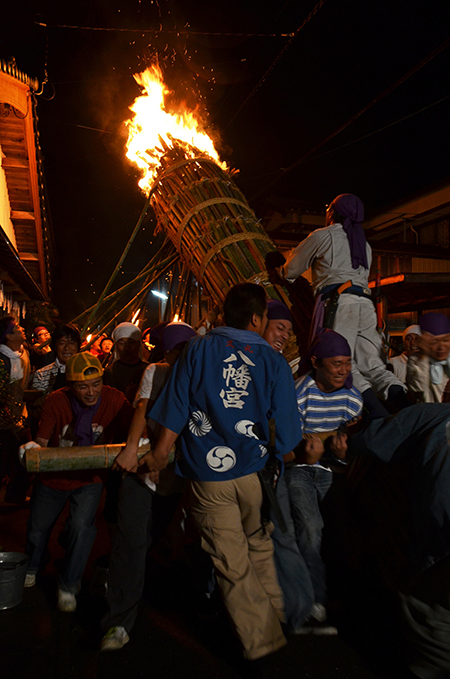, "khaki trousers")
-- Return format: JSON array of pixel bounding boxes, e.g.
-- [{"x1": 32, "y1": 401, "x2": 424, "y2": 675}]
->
[{"x1": 190, "y1": 473, "x2": 286, "y2": 660}]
